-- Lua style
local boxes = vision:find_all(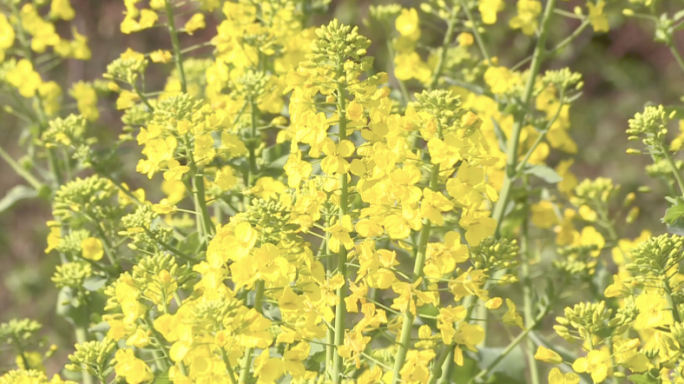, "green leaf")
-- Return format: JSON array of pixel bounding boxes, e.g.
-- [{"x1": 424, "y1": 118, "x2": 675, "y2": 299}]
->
[
  {"x1": 663, "y1": 197, "x2": 684, "y2": 224},
  {"x1": 628, "y1": 370, "x2": 662, "y2": 384},
  {"x1": 179, "y1": 232, "x2": 200, "y2": 254},
  {"x1": 523, "y1": 165, "x2": 563, "y2": 184},
  {"x1": 56, "y1": 287, "x2": 87, "y2": 326},
  {"x1": 491, "y1": 118, "x2": 508, "y2": 153},
  {"x1": 267, "y1": 154, "x2": 290, "y2": 170},
  {"x1": 675, "y1": 9, "x2": 684, "y2": 22},
  {"x1": 0, "y1": 185, "x2": 38, "y2": 213},
  {"x1": 477, "y1": 346, "x2": 526, "y2": 382},
  {"x1": 662, "y1": 198, "x2": 684, "y2": 235},
  {"x1": 83, "y1": 276, "x2": 108, "y2": 291},
  {"x1": 451, "y1": 354, "x2": 478, "y2": 383}
]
